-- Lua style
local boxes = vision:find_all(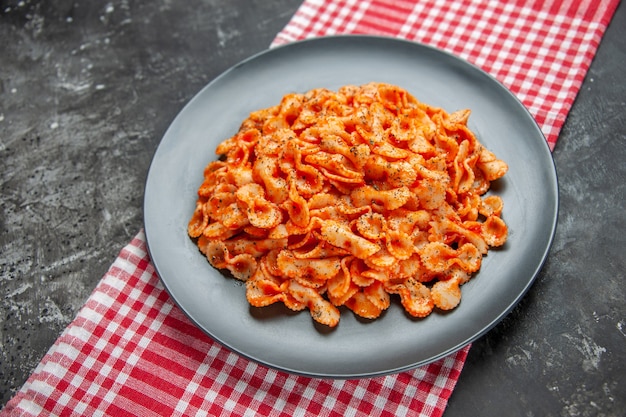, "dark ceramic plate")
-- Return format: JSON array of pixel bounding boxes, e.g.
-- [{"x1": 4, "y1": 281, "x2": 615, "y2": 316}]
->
[{"x1": 144, "y1": 35, "x2": 558, "y2": 378}]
